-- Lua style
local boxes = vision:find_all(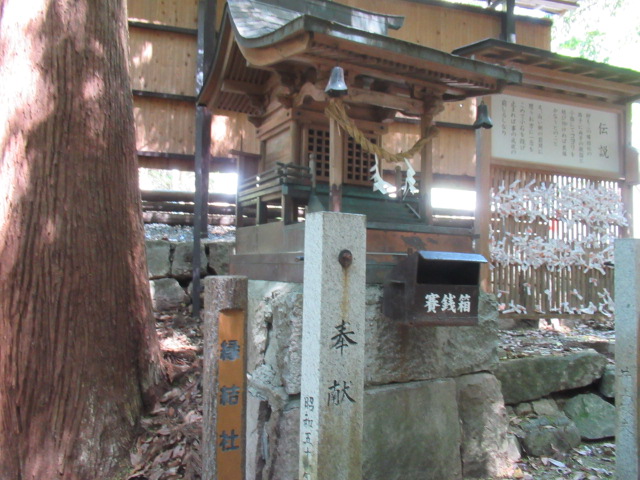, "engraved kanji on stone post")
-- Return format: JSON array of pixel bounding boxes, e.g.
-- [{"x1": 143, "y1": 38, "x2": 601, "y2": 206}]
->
[
  {"x1": 203, "y1": 276, "x2": 248, "y2": 480},
  {"x1": 299, "y1": 212, "x2": 366, "y2": 480}
]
